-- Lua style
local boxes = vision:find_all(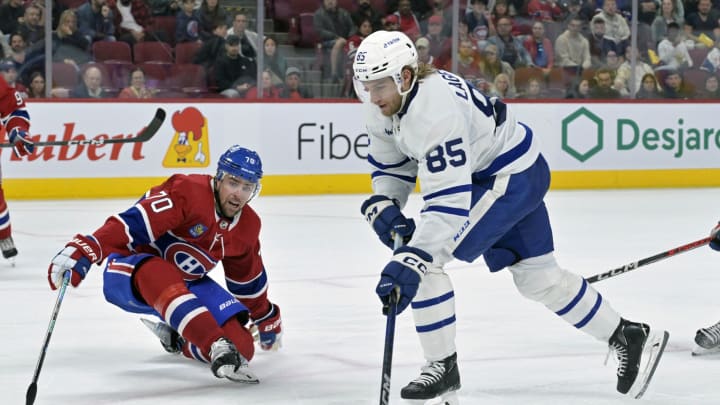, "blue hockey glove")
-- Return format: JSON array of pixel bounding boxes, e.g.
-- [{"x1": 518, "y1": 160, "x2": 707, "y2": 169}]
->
[
  {"x1": 710, "y1": 222, "x2": 720, "y2": 251},
  {"x1": 254, "y1": 302, "x2": 282, "y2": 351},
  {"x1": 376, "y1": 246, "x2": 433, "y2": 315},
  {"x1": 47, "y1": 234, "x2": 103, "y2": 290},
  {"x1": 361, "y1": 195, "x2": 415, "y2": 250},
  {"x1": 8, "y1": 127, "x2": 34, "y2": 157}
]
